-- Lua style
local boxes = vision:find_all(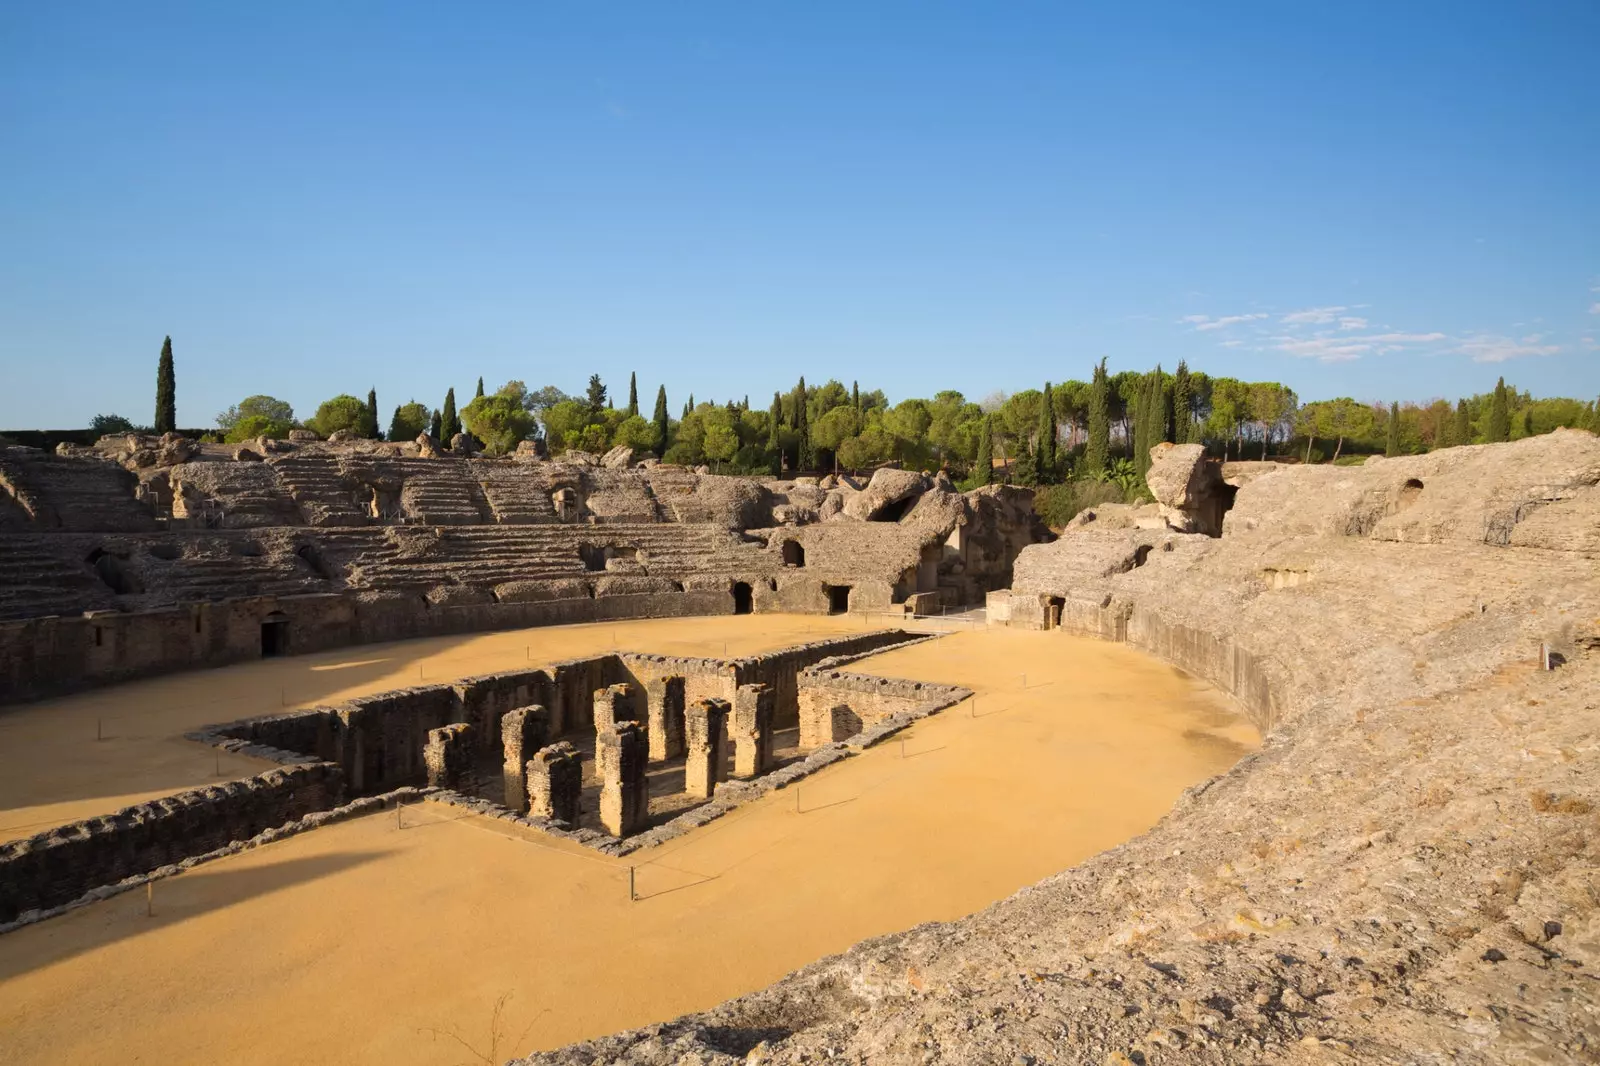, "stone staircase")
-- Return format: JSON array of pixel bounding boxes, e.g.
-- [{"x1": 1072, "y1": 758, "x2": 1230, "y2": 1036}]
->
[
  {"x1": 469, "y1": 460, "x2": 558, "y2": 524},
  {"x1": 0, "y1": 448, "x2": 157, "y2": 532},
  {"x1": 0, "y1": 540, "x2": 117, "y2": 620},
  {"x1": 267, "y1": 454, "x2": 368, "y2": 527},
  {"x1": 395, "y1": 460, "x2": 490, "y2": 525},
  {"x1": 315, "y1": 523, "x2": 780, "y2": 592}
]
